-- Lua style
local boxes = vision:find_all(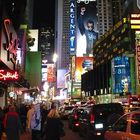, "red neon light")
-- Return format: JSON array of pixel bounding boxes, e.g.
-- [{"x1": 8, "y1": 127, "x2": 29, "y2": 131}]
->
[
  {"x1": 3, "y1": 19, "x2": 18, "y2": 55},
  {"x1": 0, "y1": 70, "x2": 19, "y2": 81}
]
